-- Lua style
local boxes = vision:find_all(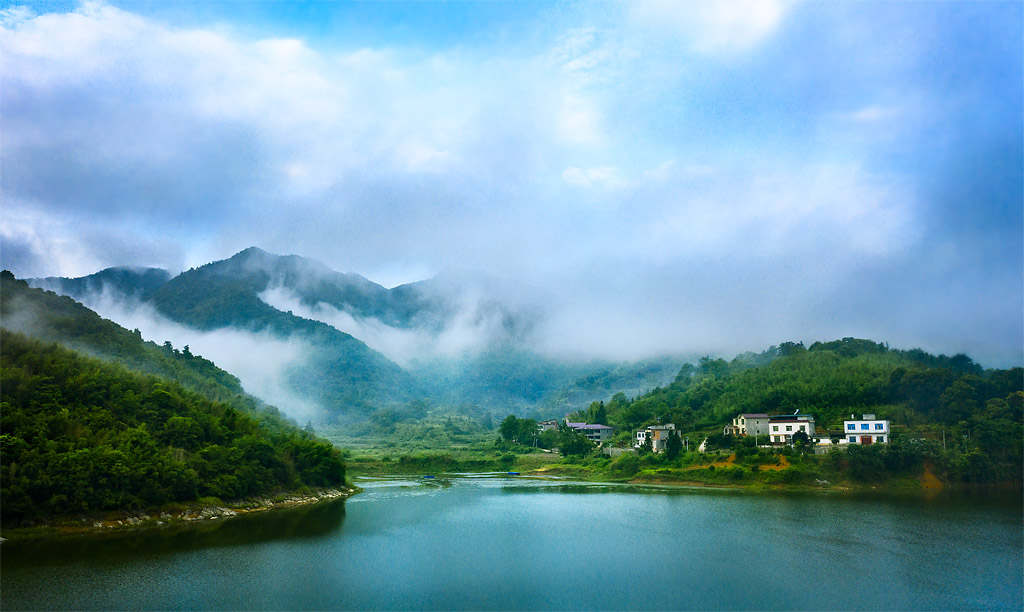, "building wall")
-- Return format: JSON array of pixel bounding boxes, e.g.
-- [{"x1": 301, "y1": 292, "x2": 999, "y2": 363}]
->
[
  {"x1": 768, "y1": 419, "x2": 815, "y2": 444},
  {"x1": 843, "y1": 419, "x2": 889, "y2": 445}
]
